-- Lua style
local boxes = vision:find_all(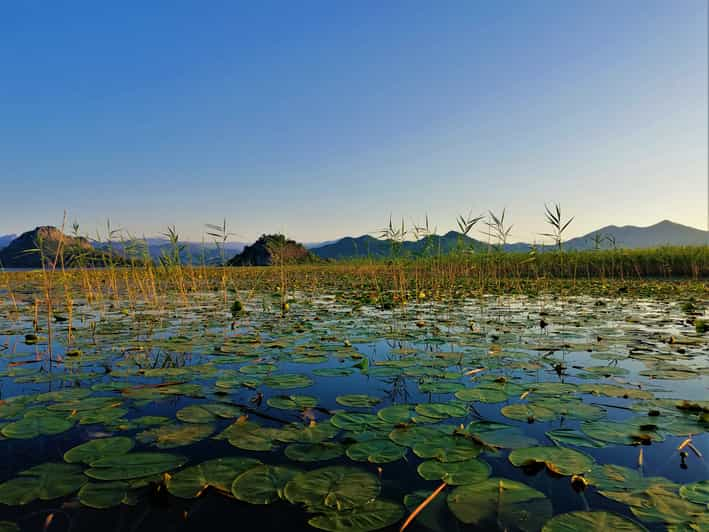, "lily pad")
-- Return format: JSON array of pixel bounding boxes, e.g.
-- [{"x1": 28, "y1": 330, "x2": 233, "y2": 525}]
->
[
  {"x1": 1, "y1": 415, "x2": 74, "y2": 439},
  {"x1": 447, "y1": 478, "x2": 551, "y2": 530},
  {"x1": 231, "y1": 465, "x2": 298, "y2": 504},
  {"x1": 508, "y1": 446, "x2": 594, "y2": 475},
  {"x1": 167, "y1": 457, "x2": 262, "y2": 498},
  {"x1": 541, "y1": 511, "x2": 648, "y2": 531},
  {"x1": 284, "y1": 466, "x2": 380, "y2": 511},
  {"x1": 346, "y1": 440, "x2": 406, "y2": 463},
  {"x1": 78, "y1": 481, "x2": 129, "y2": 509},
  {"x1": 336, "y1": 395, "x2": 382, "y2": 408},
  {"x1": 0, "y1": 463, "x2": 86, "y2": 505},
  {"x1": 86, "y1": 452, "x2": 187, "y2": 480},
  {"x1": 267, "y1": 395, "x2": 318, "y2": 410},
  {"x1": 417, "y1": 458, "x2": 490, "y2": 485},
  {"x1": 285, "y1": 442, "x2": 345, "y2": 462},
  {"x1": 308, "y1": 499, "x2": 404, "y2": 532},
  {"x1": 64, "y1": 437, "x2": 134, "y2": 464}
]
